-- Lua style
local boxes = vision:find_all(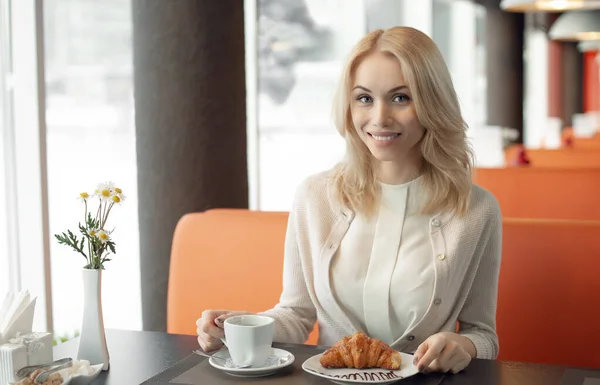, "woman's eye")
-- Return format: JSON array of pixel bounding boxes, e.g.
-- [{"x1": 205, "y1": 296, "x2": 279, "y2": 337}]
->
[
  {"x1": 357, "y1": 95, "x2": 372, "y2": 103},
  {"x1": 393, "y1": 94, "x2": 410, "y2": 103}
]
